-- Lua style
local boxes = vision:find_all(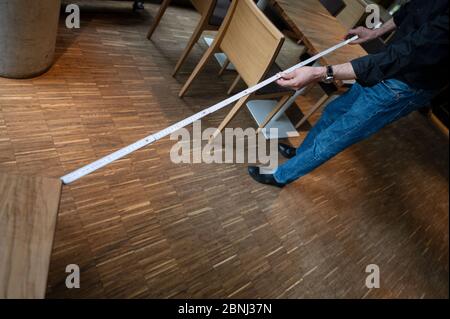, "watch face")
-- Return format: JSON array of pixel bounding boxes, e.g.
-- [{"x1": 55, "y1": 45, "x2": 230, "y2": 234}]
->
[{"x1": 324, "y1": 76, "x2": 333, "y2": 84}]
